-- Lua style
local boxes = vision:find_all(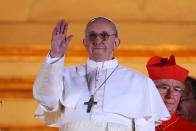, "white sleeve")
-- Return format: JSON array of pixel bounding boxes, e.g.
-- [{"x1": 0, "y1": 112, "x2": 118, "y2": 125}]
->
[
  {"x1": 46, "y1": 52, "x2": 63, "y2": 64},
  {"x1": 33, "y1": 54, "x2": 65, "y2": 111}
]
